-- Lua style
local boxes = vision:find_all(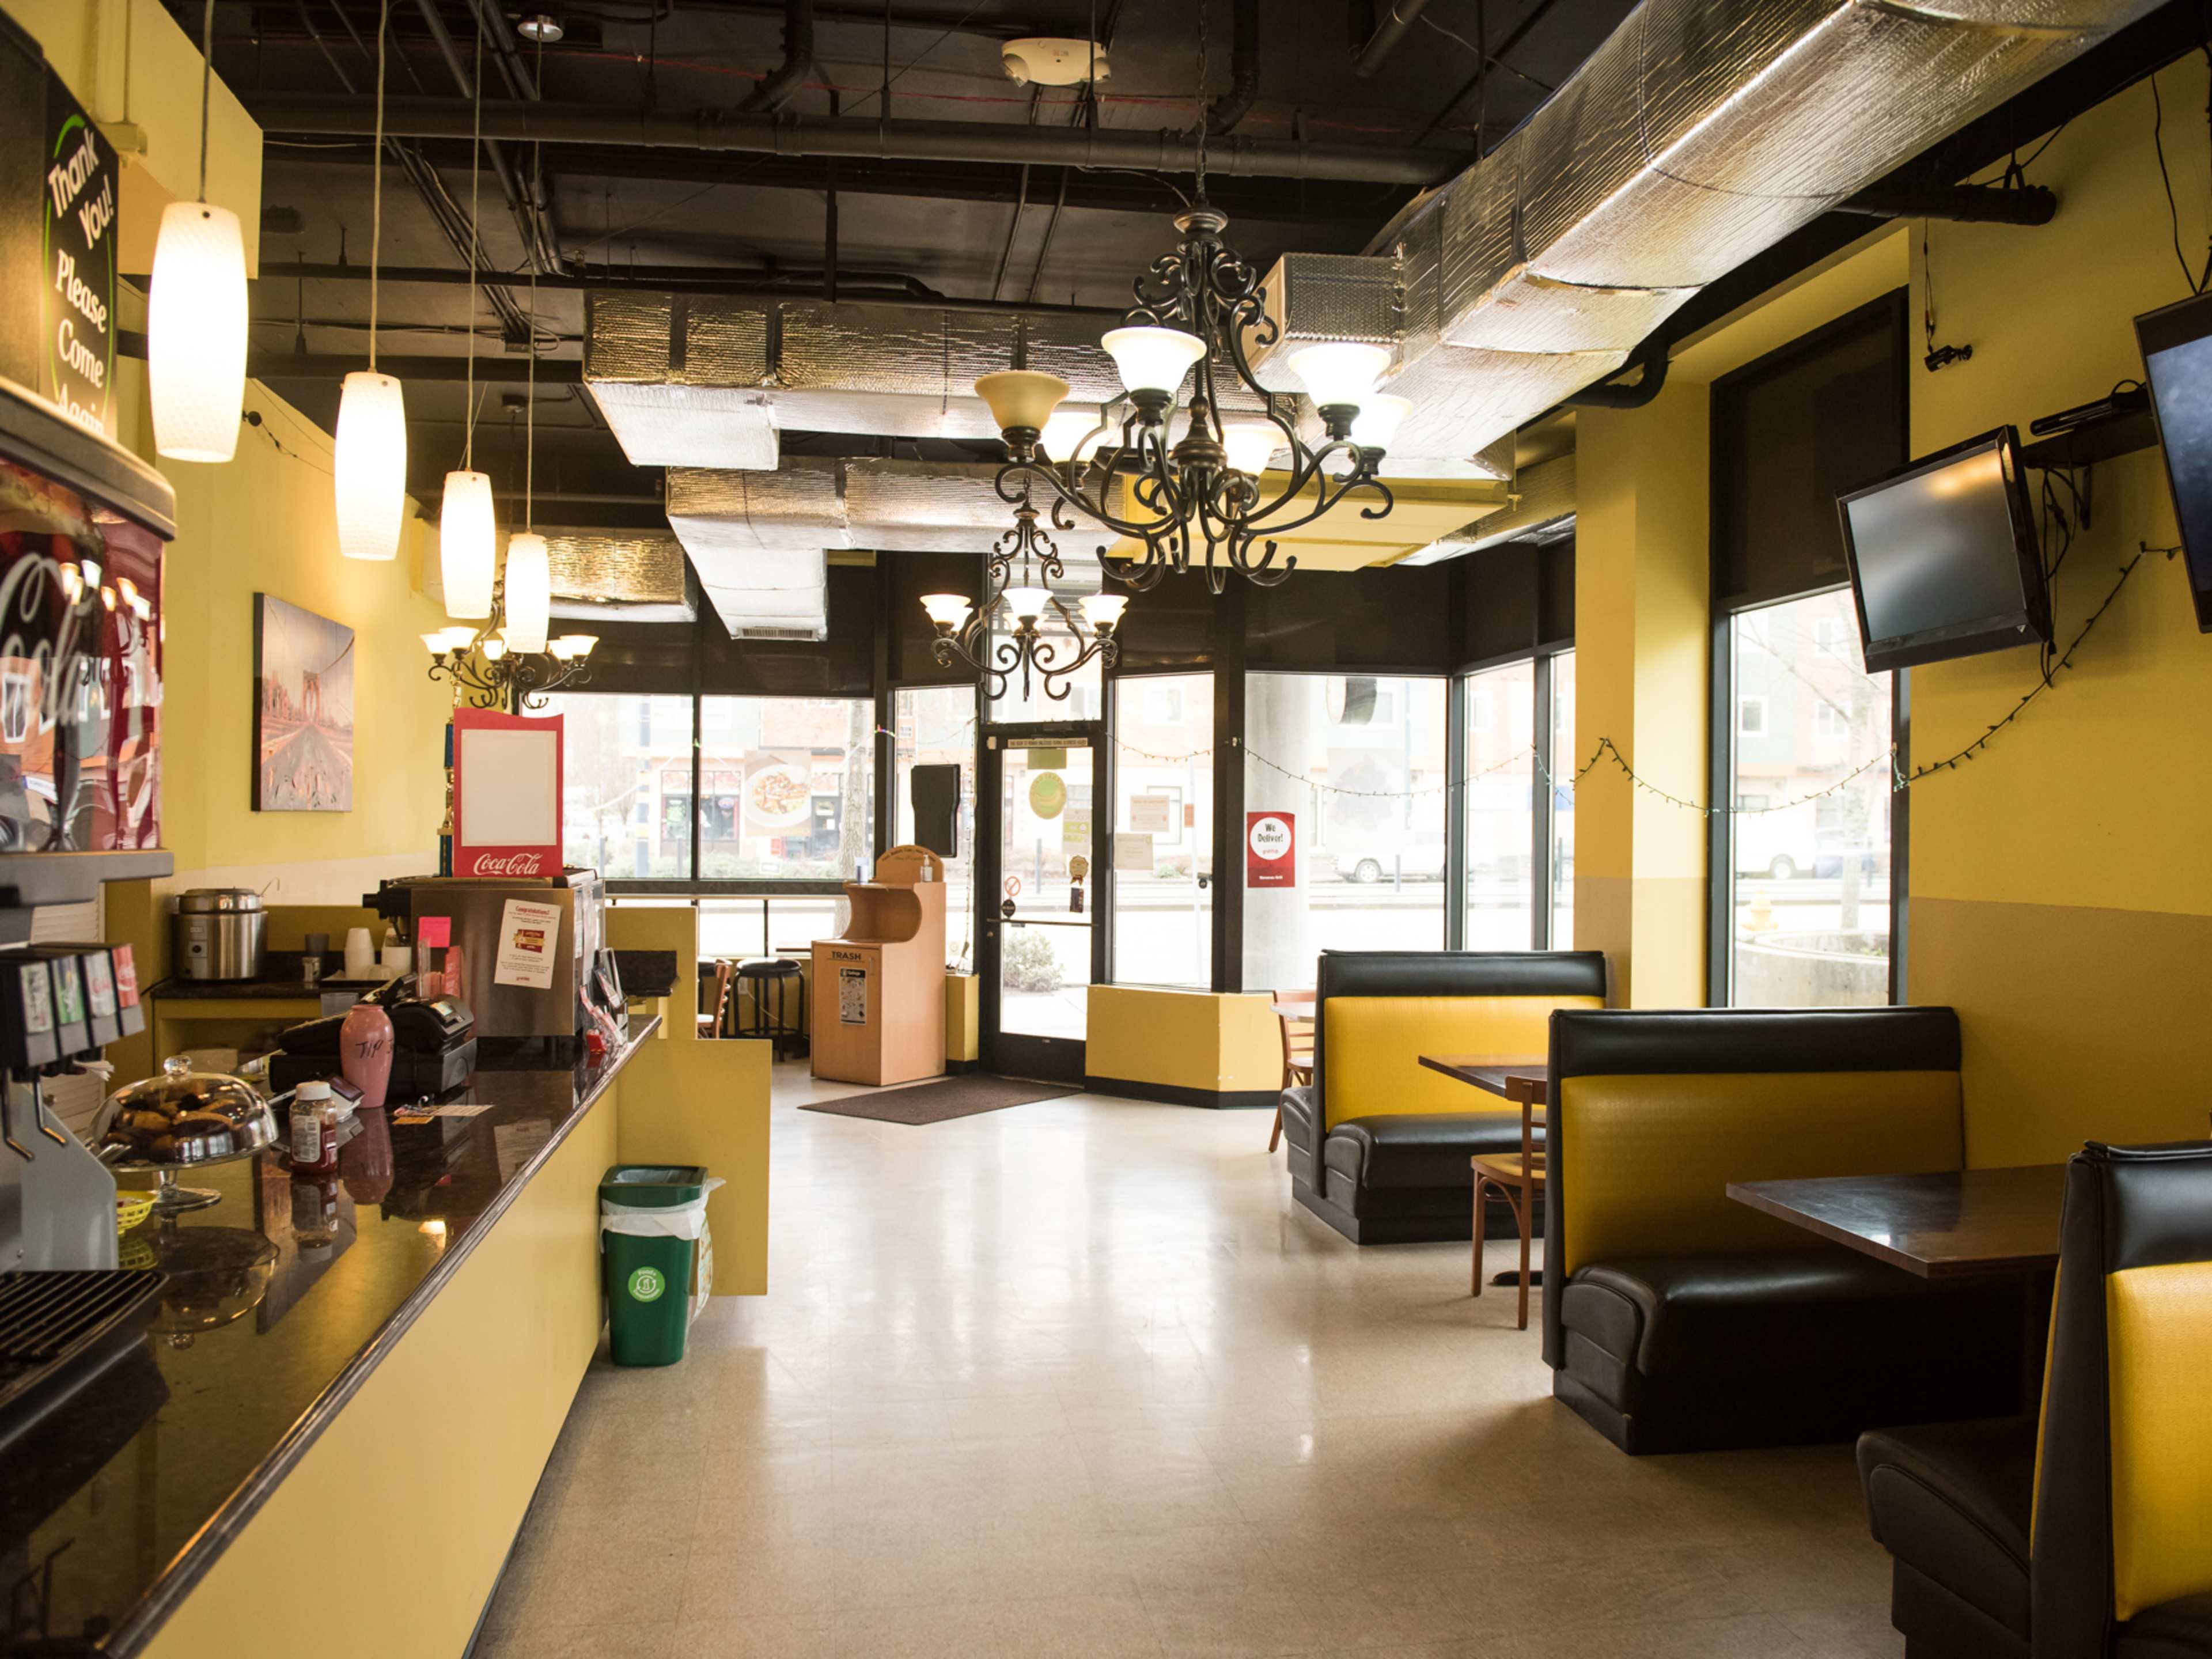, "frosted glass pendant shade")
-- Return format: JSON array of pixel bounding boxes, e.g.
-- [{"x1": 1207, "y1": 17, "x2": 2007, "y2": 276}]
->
[
  {"x1": 1002, "y1": 585, "x2": 1054, "y2": 623},
  {"x1": 1101, "y1": 326, "x2": 1207, "y2": 397},
  {"x1": 920, "y1": 593, "x2": 973, "y2": 629},
  {"x1": 503, "y1": 532, "x2": 551, "y2": 653},
  {"x1": 1349, "y1": 394, "x2": 1412, "y2": 452},
  {"x1": 974, "y1": 370, "x2": 1070, "y2": 434},
  {"x1": 1222, "y1": 421, "x2": 1280, "y2": 476},
  {"x1": 1041, "y1": 408, "x2": 1107, "y2": 465},
  {"x1": 335, "y1": 372, "x2": 408, "y2": 560},
  {"x1": 438, "y1": 471, "x2": 497, "y2": 618},
  {"x1": 149, "y1": 202, "x2": 248, "y2": 463},
  {"x1": 1080, "y1": 592, "x2": 1128, "y2": 633},
  {"x1": 1288, "y1": 342, "x2": 1391, "y2": 412}
]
